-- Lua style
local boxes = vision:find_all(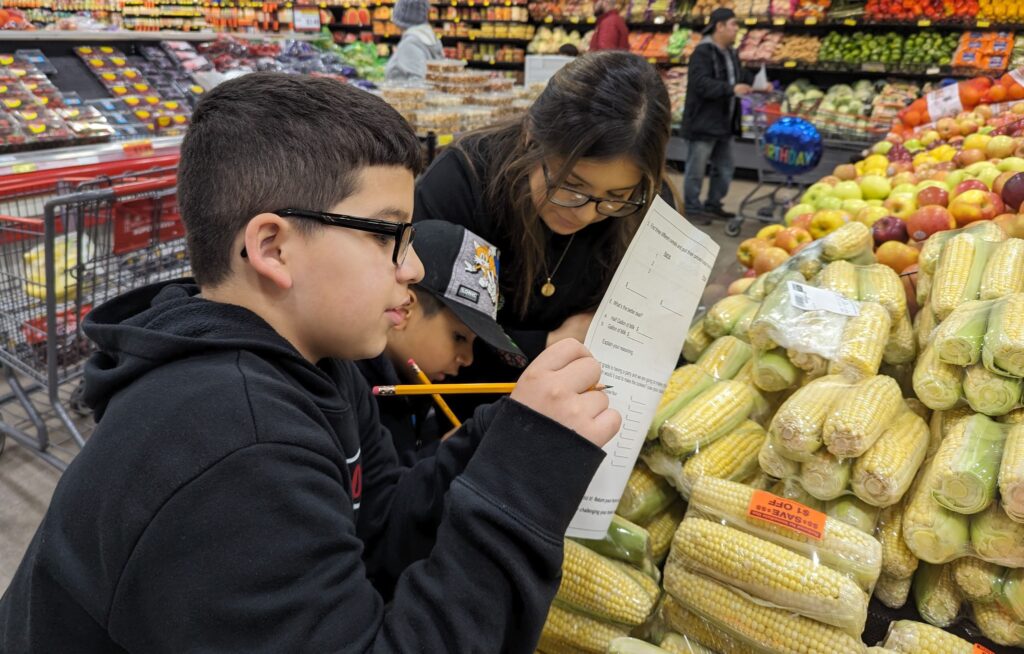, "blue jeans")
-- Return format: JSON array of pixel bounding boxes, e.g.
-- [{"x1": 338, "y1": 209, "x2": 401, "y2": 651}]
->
[{"x1": 683, "y1": 138, "x2": 735, "y2": 215}]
